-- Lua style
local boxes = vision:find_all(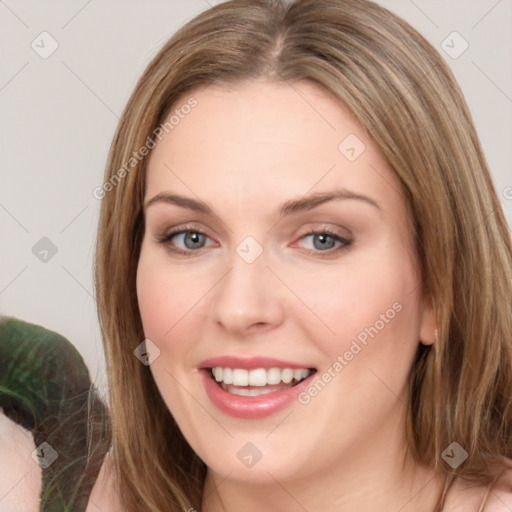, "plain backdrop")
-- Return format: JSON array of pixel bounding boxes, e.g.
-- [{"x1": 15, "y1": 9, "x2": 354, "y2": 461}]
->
[{"x1": 1, "y1": 0, "x2": 511, "y2": 398}]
